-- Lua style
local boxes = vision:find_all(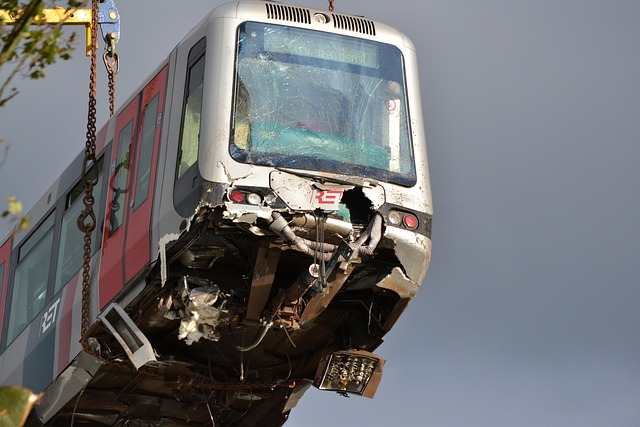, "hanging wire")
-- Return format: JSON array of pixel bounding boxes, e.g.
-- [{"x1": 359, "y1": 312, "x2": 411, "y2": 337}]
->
[{"x1": 317, "y1": 213, "x2": 327, "y2": 290}]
